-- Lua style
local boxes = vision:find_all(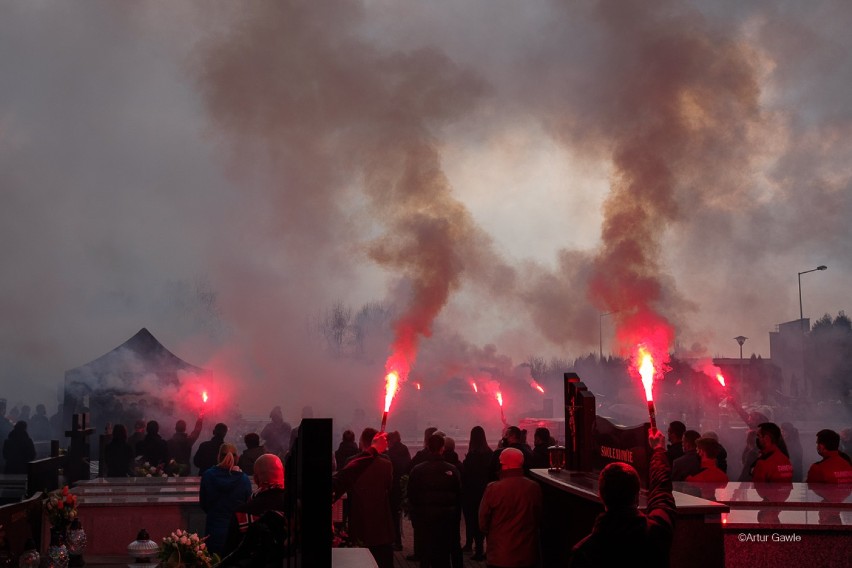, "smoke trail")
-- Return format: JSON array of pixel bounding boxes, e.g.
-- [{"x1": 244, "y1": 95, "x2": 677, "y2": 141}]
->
[
  {"x1": 577, "y1": 1, "x2": 765, "y2": 359},
  {"x1": 195, "y1": 1, "x2": 501, "y2": 397}
]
